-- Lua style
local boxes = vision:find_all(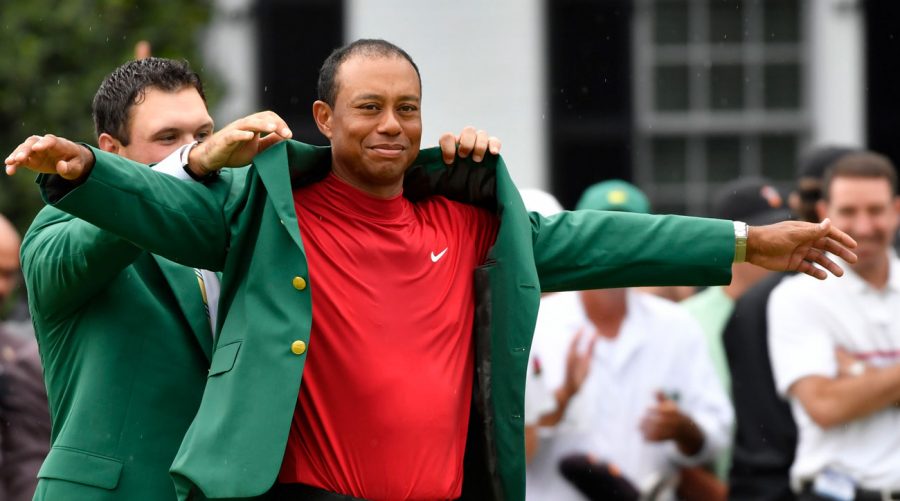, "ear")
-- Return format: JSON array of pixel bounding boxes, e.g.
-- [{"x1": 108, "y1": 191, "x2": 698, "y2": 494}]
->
[
  {"x1": 98, "y1": 133, "x2": 121, "y2": 154},
  {"x1": 312, "y1": 100, "x2": 334, "y2": 140},
  {"x1": 816, "y1": 199, "x2": 828, "y2": 222},
  {"x1": 893, "y1": 196, "x2": 900, "y2": 214}
]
